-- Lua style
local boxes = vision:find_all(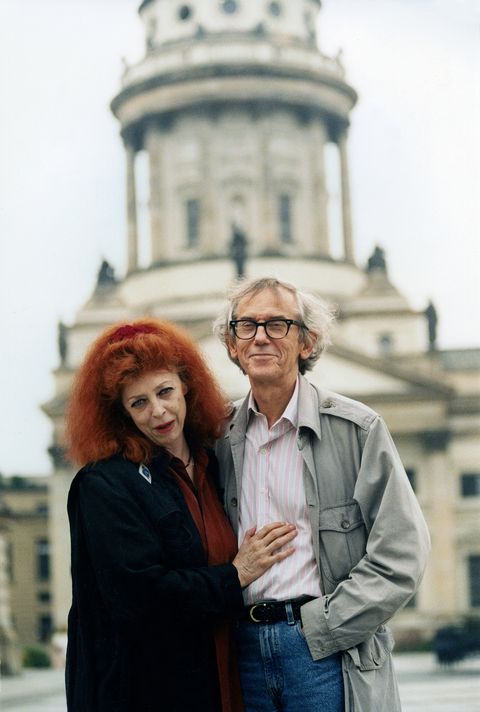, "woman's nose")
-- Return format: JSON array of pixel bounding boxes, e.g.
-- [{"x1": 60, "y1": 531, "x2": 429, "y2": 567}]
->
[{"x1": 151, "y1": 400, "x2": 166, "y2": 417}]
